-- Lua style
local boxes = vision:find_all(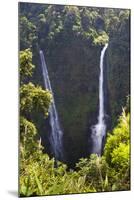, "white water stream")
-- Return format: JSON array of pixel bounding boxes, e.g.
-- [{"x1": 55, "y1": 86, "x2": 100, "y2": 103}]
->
[
  {"x1": 91, "y1": 43, "x2": 108, "y2": 155},
  {"x1": 40, "y1": 50, "x2": 63, "y2": 160}
]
